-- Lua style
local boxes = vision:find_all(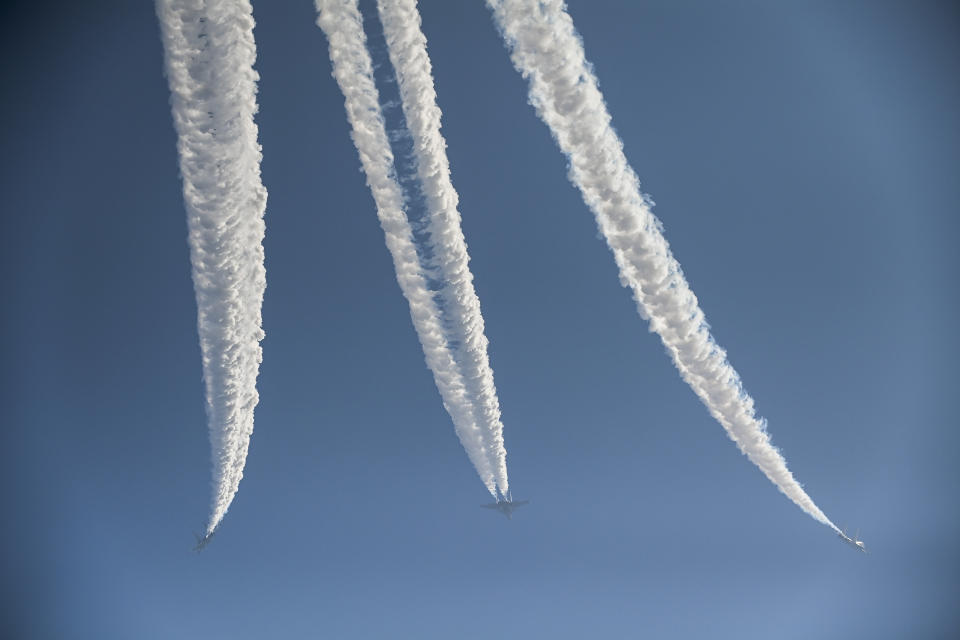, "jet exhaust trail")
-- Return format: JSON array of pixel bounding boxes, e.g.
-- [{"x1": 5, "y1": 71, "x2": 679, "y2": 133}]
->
[
  {"x1": 487, "y1": 0, "x2": 837, "y2": 530},
  {"x1": 315, "y1": 0, "x2": 501, "y2": 496},
  {"x1": 157, "y1": 0, "x2": 268, "y2": 536},
  {"x1": 376, "y1": 0, "x2": 509, "y2": 498}
]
